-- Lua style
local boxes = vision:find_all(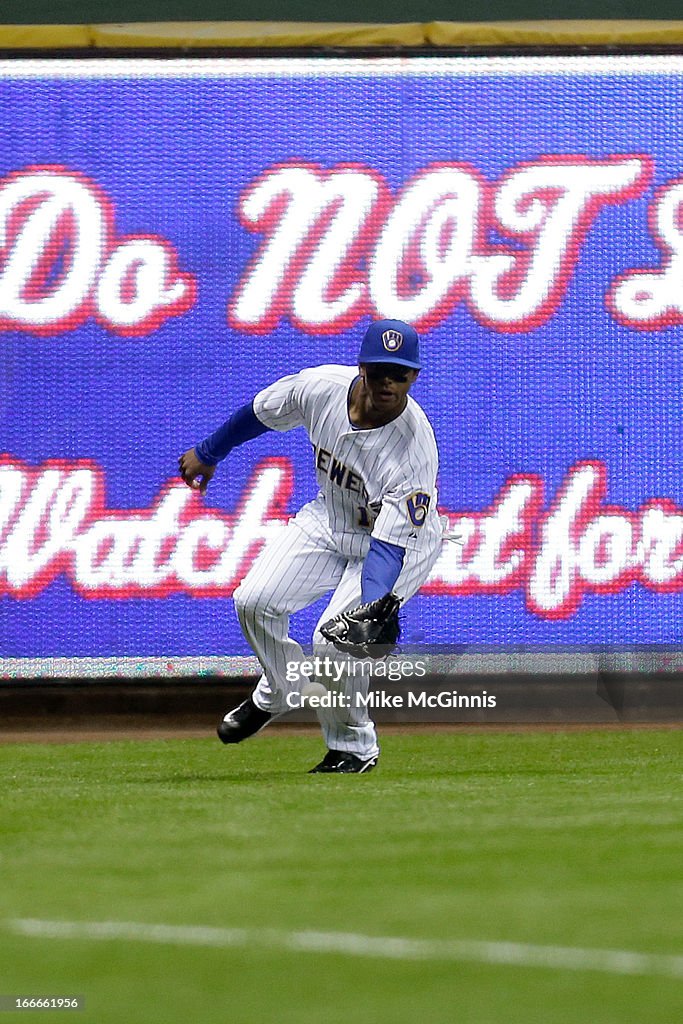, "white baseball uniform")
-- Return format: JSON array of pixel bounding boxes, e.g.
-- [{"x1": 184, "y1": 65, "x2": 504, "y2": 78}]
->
[{"x1": 233, "y1": 364, "x2": 443, "y2": 759}]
